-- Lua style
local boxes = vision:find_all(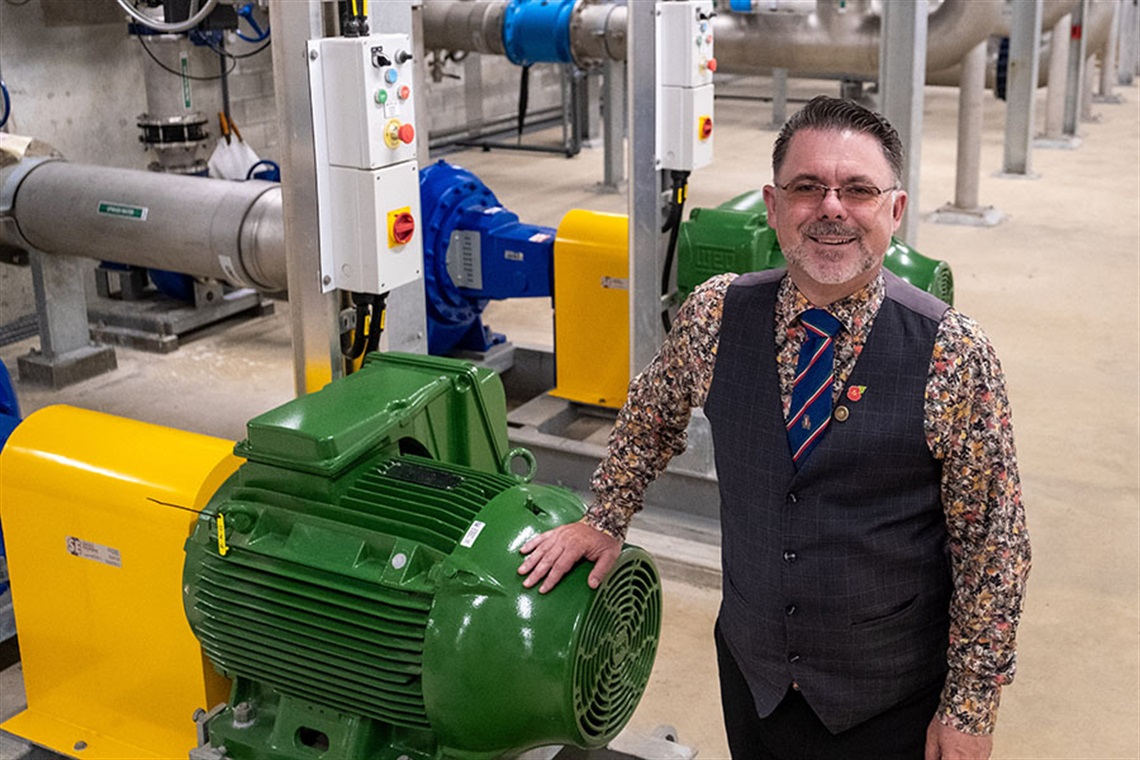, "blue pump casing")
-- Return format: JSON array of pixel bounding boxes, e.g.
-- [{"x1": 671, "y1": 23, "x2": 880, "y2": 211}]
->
[
  {"x1": 502, "y1": 0, "x2": 576, "y2": 65},
  {"x1": 419, "y1": 160, "x2": 555, "y2": 355}
]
